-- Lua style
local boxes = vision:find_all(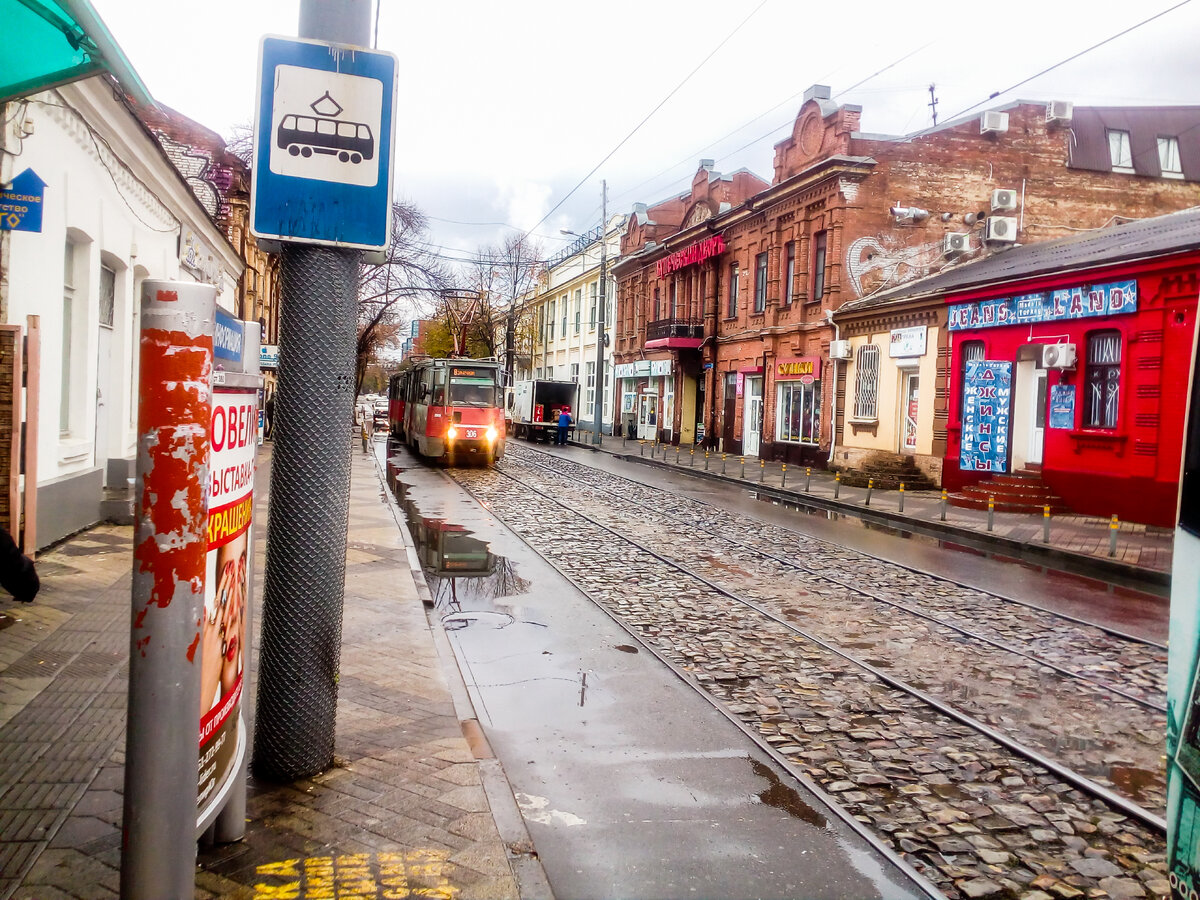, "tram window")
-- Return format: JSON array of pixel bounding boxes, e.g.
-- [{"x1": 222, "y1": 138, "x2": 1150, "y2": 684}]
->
[
  {"x1": 358, "y1": 124, "x2": 371, "y2": 139},
  {"x1": 450, "y1": 376, "x2": 498, "y2": 407},
  {"x1": 297, "y1": 118, "x2": 315, "y2": 133},
  {"x1": 317, "y1": 119, "x2": 336, "y2": 135},
  {"x1": 337, "y1": 122, "x2": 356, "y2": 137}
]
